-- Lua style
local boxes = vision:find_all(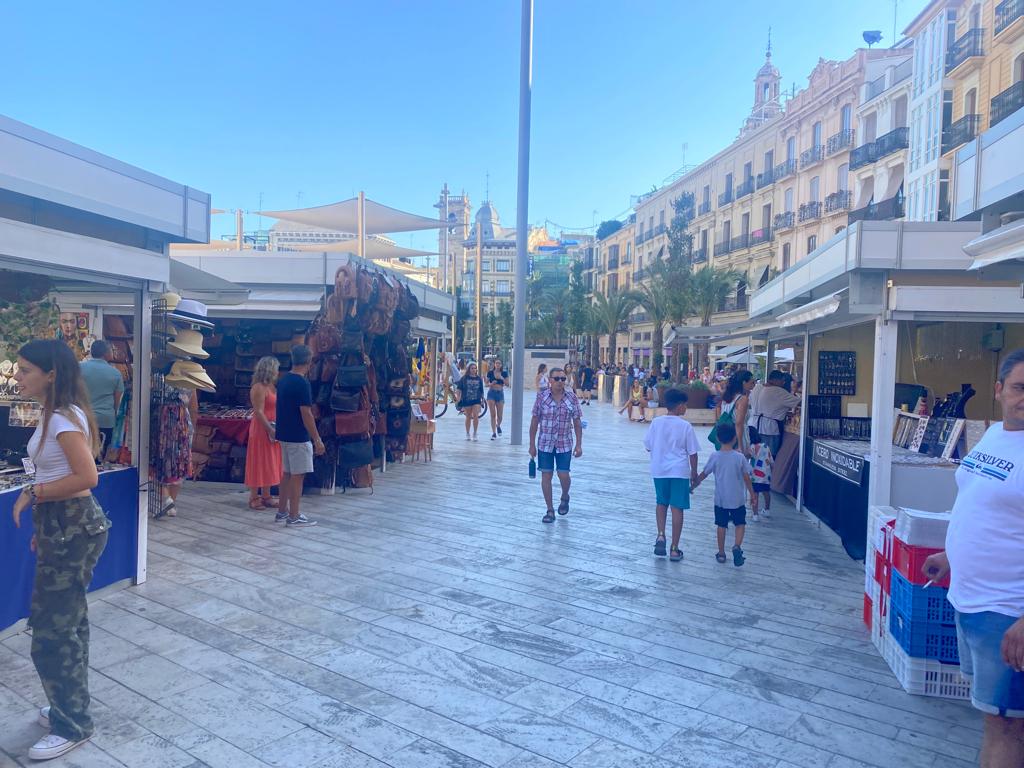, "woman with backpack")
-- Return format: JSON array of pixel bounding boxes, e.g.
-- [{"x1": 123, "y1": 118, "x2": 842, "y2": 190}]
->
[{"x1": 715, "y1": 369, "x2": 755, "y2": 455}]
